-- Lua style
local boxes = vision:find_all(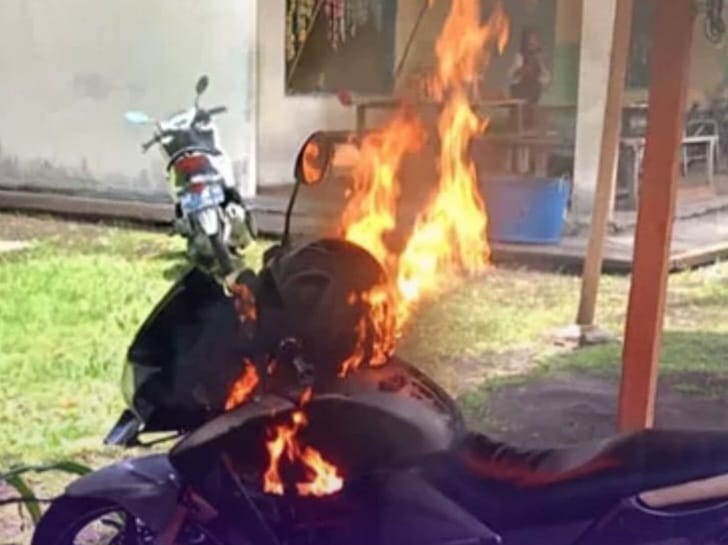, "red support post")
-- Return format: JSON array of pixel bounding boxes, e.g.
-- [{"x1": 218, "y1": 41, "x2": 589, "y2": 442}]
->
[{"x1": 618, "y1": 0, "x2": 695, "y2": 431}]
